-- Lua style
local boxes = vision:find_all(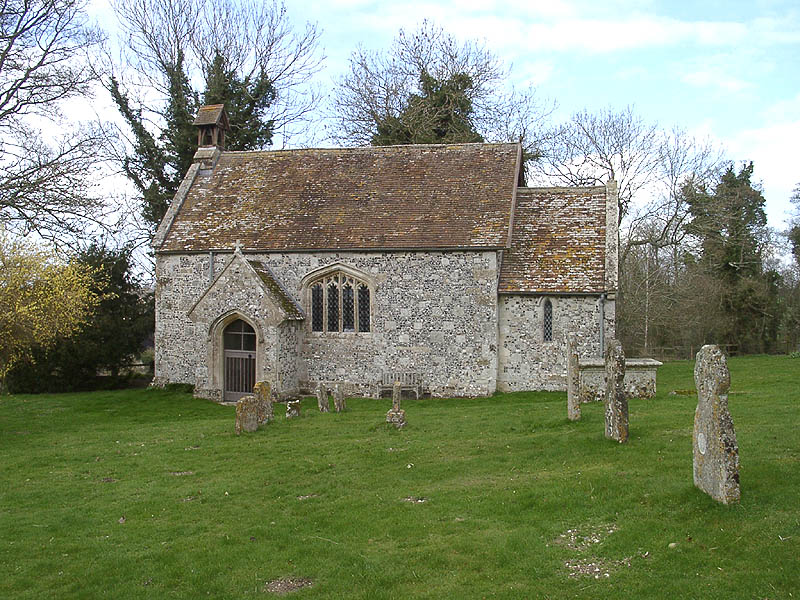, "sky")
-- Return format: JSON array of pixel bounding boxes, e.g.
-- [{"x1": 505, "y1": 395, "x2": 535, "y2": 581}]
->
[{"x1": 87, "y1": 0, "x2": 800, "y2": 232}]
